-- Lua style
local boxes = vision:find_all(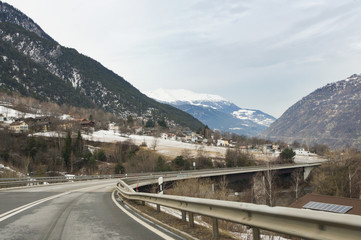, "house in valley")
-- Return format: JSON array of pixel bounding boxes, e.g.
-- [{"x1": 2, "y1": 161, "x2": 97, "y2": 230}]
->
[
  {"x1": 217, "y1": 138, "x2": 230, "y2": 147},
  {"x1": 80, "y1": 119, "x2": 95, "y2": 128},
  {"x1": 9, "y1": 121, "x2": 28, "y2": 133},
  {"x1": 0, "y1": 114, "x2": 7, "y2": 122}
]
